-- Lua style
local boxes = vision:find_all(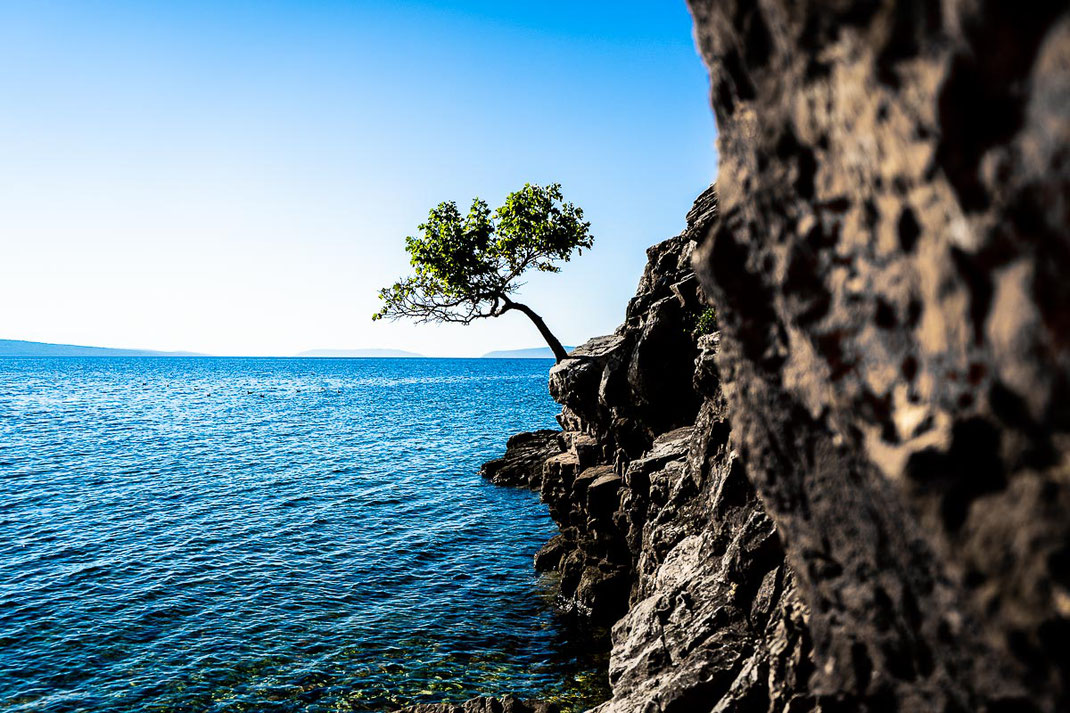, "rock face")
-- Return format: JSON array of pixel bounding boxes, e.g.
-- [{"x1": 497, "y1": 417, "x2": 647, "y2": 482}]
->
[
  {"x1": 487, "y1": 186, "x2": 818, "y2": 711},
  {"x1": 686, "y1": 1, "x2": 1070, "y2": 711},
  {"x1": 535, "y1": 185, "x2": 718, "y2": 626},
  {"x1": 473, "y1": 3, "x2": 1067, "y2": 712}
]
